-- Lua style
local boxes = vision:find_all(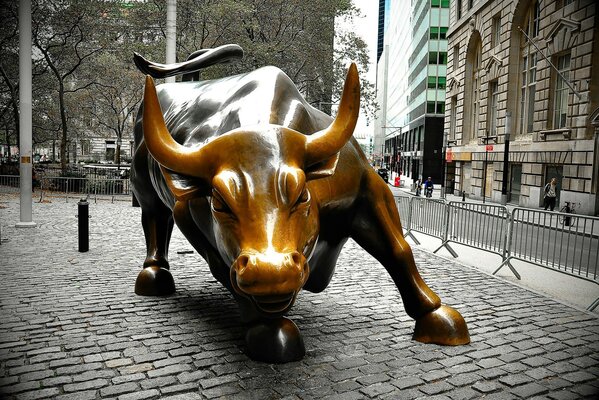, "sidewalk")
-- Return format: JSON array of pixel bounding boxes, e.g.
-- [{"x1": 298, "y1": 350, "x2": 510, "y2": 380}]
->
[{"x1": 0, "y1": 195, "x2": 598, "y2": 399}]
